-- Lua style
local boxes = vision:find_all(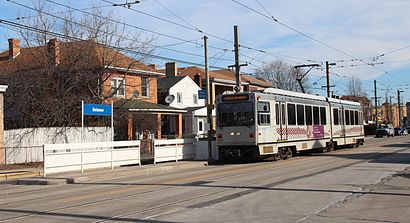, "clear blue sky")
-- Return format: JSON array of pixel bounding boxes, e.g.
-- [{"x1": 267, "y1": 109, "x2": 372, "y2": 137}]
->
[{"x1": 1, "y1": 0, "x2": 410, "y2": 104}]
